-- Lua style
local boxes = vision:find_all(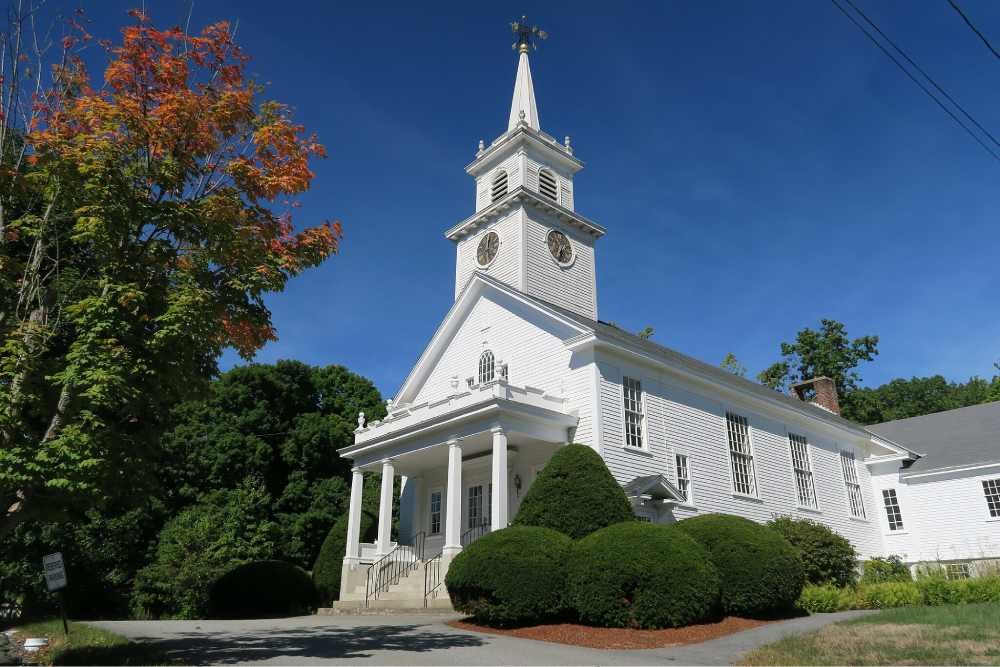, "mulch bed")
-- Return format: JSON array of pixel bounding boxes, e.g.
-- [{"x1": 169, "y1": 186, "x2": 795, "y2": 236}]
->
[{"x1": 449, "y1": 616, "x2": 772, "y2": 650}]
